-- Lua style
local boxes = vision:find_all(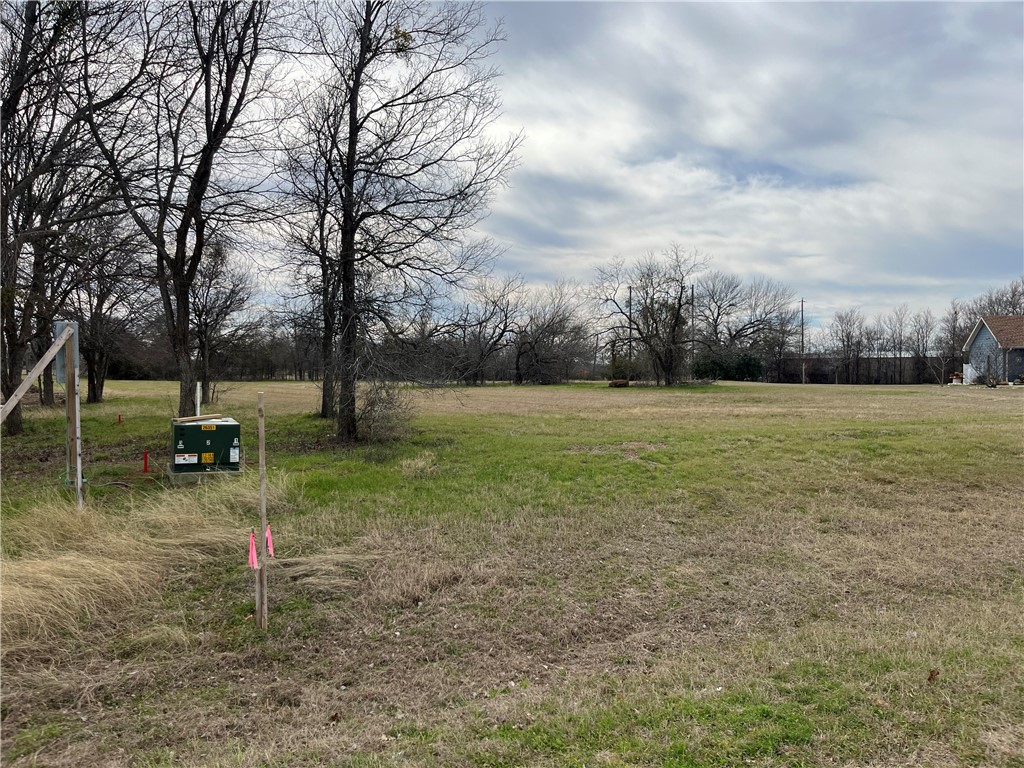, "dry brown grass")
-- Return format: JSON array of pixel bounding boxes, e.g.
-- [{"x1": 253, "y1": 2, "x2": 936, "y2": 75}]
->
[
  {"x1": 99, "y1": 379, "x2": 323, "y2": 414},
  {"x1": 400, "y1": 450, "x2": 440, "y2": 478},
  {"x1": 273, "y1": 550, "x2": 369, "y2": 597},
  {"x1": 412, "y1": 379, "x2": 1023, "y2": 422},
  {"x1": 0, "y1": 478, "x2": 280, "y2": 660},
  {"x1": 82, "y1": 377, "x2": 1024, "y2": 441}
]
